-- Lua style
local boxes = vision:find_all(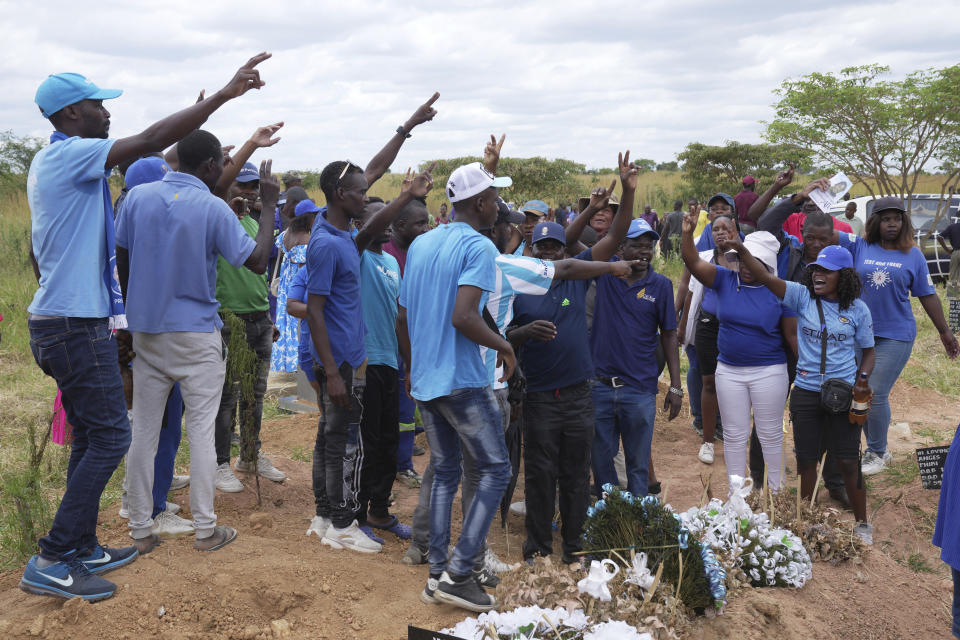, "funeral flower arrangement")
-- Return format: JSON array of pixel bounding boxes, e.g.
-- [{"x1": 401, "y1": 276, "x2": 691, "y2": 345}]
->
[
  {"x1": 441, "y1": 605, "x2": 654, "y2": 640},
  {"x1": 680, "y1": 476, "x2": 813, "y2": 589}
]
